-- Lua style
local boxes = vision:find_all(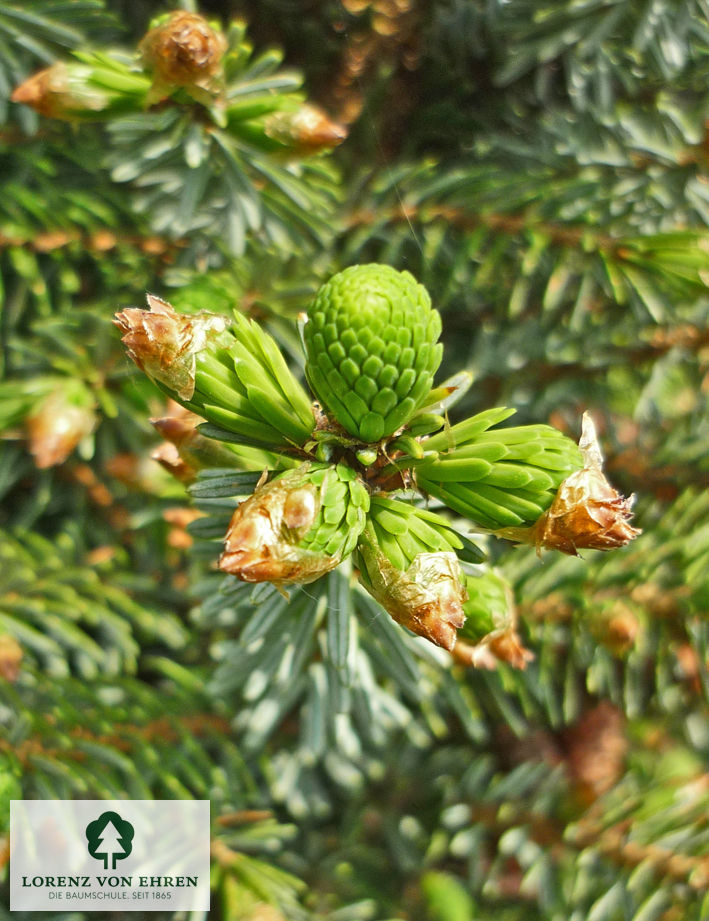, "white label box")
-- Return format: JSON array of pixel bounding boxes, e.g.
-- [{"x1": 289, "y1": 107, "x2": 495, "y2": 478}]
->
[{"x1": 11, "y1": 800, "x2": 210, "y2": 911}]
